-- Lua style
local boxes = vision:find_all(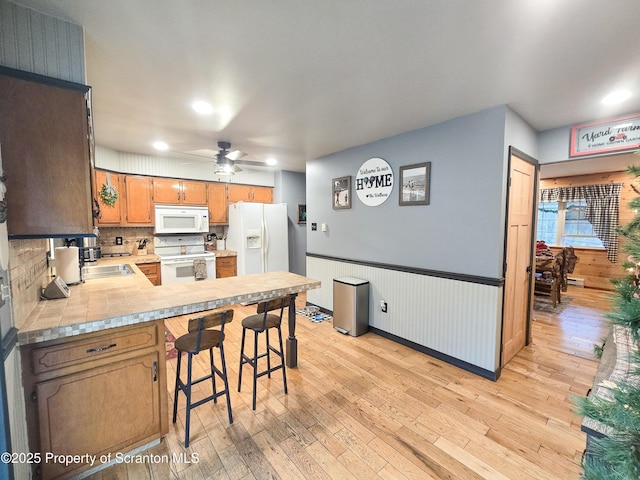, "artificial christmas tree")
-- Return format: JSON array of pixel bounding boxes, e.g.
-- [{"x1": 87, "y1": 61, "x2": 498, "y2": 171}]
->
[{"x1": 575, "y1": 161, "x2": 640, "y2": 479}]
